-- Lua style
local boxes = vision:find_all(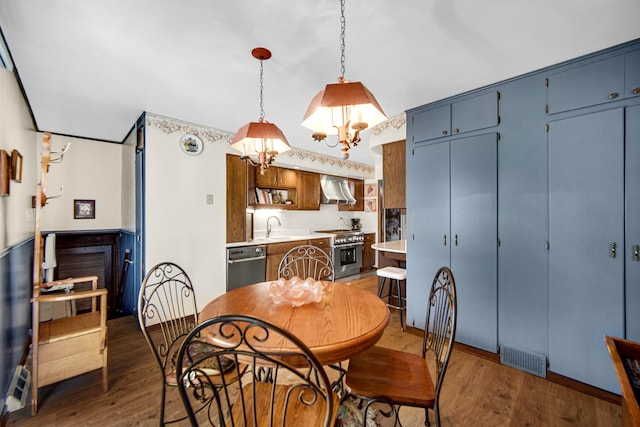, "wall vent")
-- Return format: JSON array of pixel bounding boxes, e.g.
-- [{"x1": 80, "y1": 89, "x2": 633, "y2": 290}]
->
[{"x1": 500, "y1": 345, "x2": 547, "y2": 378}]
